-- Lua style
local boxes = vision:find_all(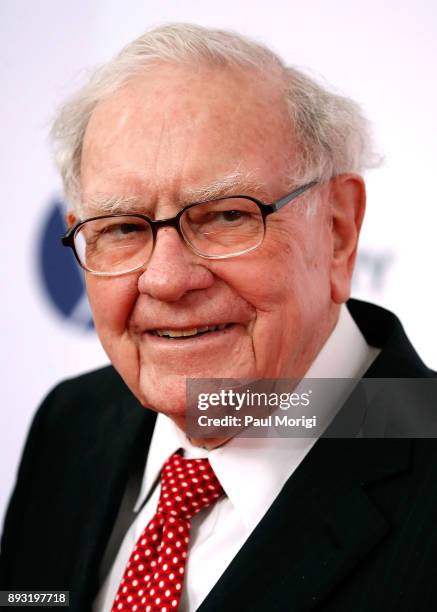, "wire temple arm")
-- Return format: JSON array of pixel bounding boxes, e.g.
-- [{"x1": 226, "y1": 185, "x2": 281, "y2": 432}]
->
[{"x1": 272, "y1": 180, "x2": 318, "y2": 212}]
